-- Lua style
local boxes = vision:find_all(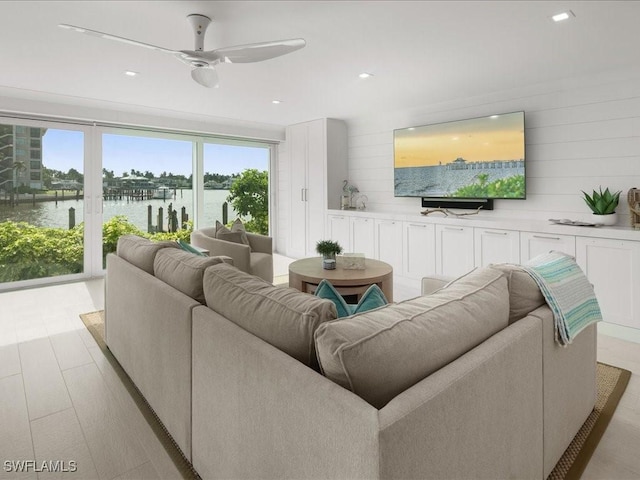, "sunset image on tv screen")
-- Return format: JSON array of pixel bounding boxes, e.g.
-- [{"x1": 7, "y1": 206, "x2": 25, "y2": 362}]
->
[{"x1": 394, "y1": 112, "x2": 525, "y2": 199}]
